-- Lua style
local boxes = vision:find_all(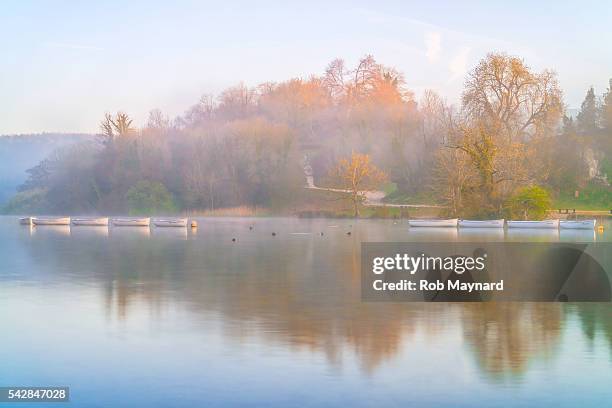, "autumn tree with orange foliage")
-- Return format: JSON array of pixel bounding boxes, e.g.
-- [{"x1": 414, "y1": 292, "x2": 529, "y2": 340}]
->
[{"x1": 329, "y1": 152, "x2": 387, "y2": 217}]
